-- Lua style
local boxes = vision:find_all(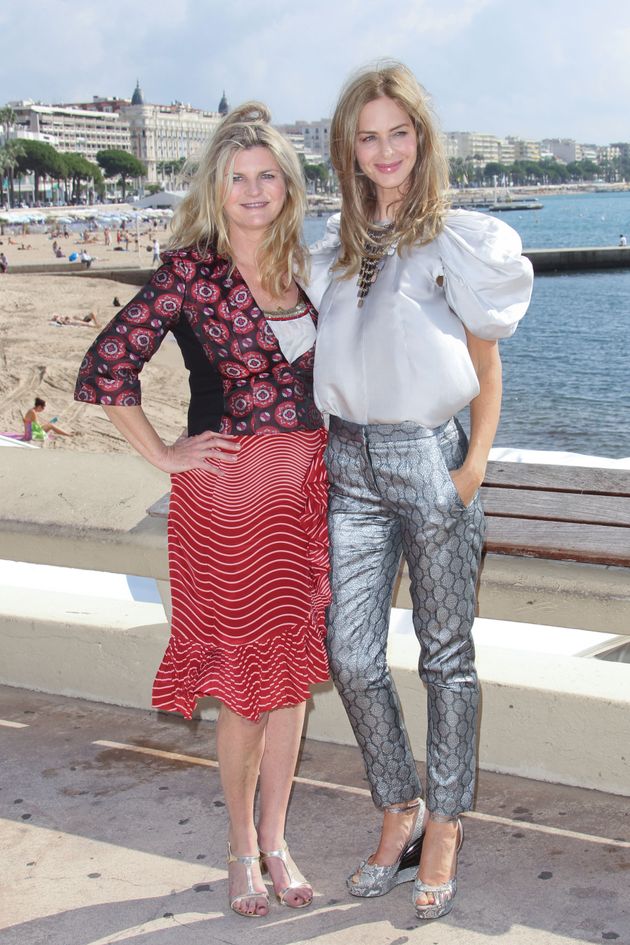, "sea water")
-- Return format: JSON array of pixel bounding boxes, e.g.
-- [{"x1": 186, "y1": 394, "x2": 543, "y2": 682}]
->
[{"x1": 304, "y1": 192, "x2": 630, "y2": 458}]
